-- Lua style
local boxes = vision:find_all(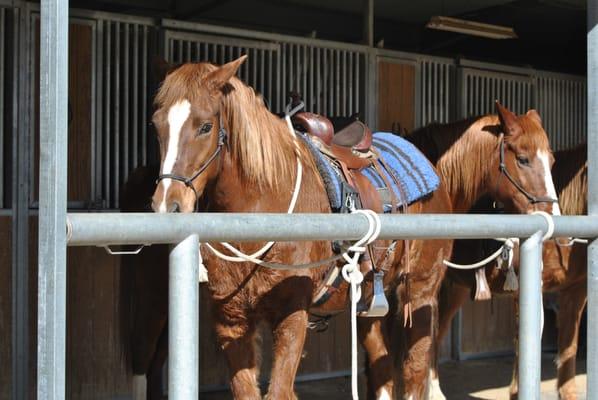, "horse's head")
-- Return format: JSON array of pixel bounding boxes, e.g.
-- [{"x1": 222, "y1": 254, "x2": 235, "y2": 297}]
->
[
  {"x1": 490, "y1": 102, "x2": 560, "y2": 216},
  {"x1": 150, "y1": 56, "x2": 247, "y2": 213}
]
